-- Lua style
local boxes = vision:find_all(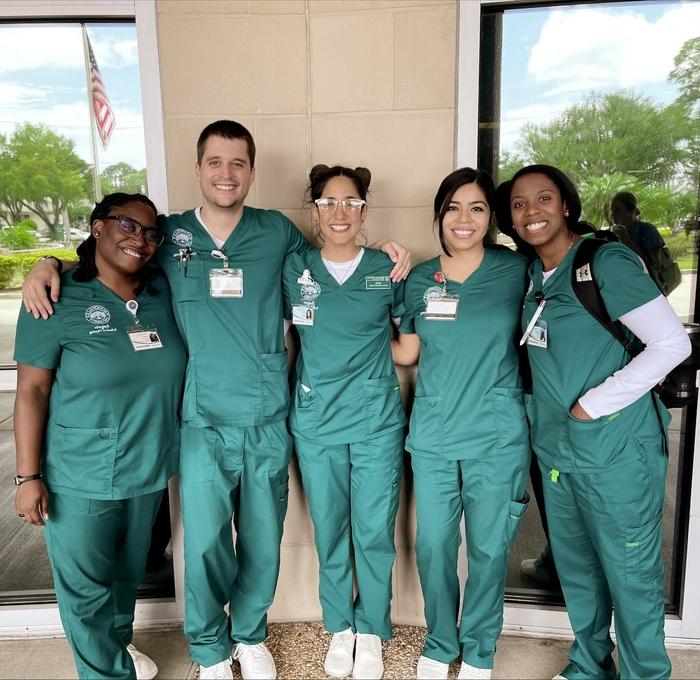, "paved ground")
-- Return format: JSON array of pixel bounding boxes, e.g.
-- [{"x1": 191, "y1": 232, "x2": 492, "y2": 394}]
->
[{"x1": 1, "y1": 623, "x2": 699, "y2": 679}]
